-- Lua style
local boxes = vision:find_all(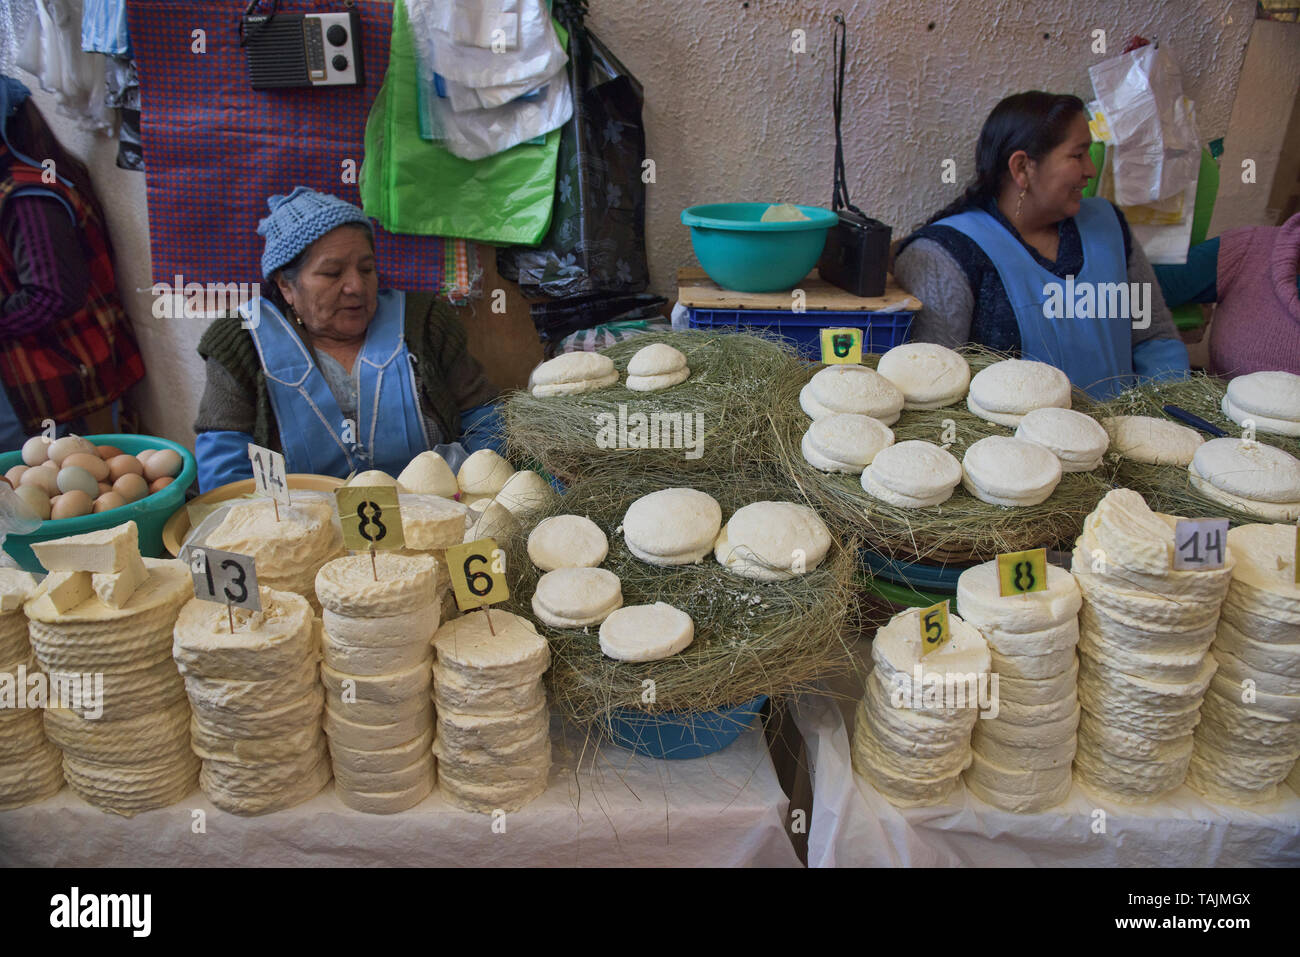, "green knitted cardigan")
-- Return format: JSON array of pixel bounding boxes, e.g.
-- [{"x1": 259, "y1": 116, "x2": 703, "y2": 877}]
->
[{"x1": 197, "y1": 292, "x2": 473, "y2": 450}]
